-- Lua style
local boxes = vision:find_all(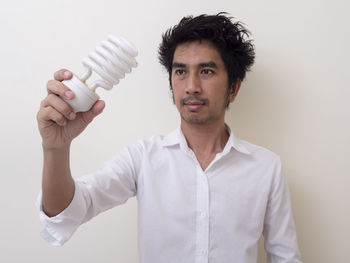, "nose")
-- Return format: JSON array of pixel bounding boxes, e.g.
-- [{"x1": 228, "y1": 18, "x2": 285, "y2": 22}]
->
[{"x1": 185, "y1": 73, "x2": 202, "y2": 95}]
